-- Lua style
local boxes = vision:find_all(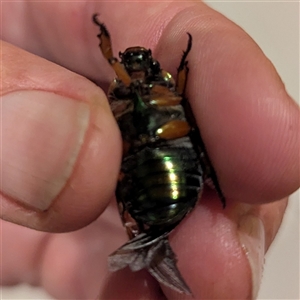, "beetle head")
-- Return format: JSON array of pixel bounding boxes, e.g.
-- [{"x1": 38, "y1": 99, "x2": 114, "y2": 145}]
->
[{"x1": 120, "y1": 47, "x2": 160, "y2": 75}]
